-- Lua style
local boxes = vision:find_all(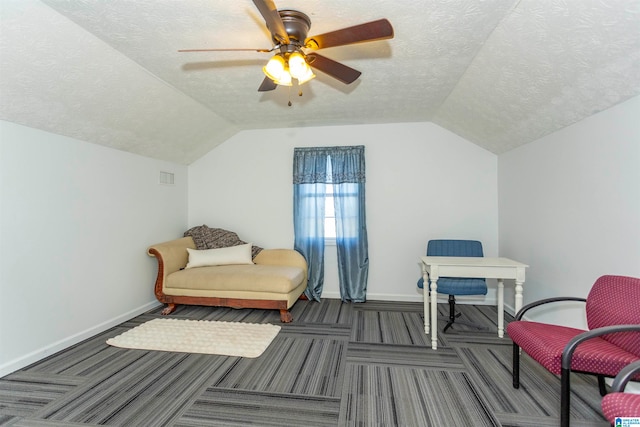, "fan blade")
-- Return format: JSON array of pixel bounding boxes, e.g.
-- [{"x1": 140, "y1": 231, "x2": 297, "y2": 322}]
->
[
  {"x1": 306, "y1": 53, "x2": 361, "y2": 84},
  {"x1": 252, "y1": 0, "x2": 290, "y2": 45},
  {"x1": 305, "y1": 18, "x2": 393, "y2": 50},
  {"x1": 178, "y1": 48, "x2": 271, "y2": 53},
  {"x1": 258, "y1": 77, "x2": 278, "y2": 92}
]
